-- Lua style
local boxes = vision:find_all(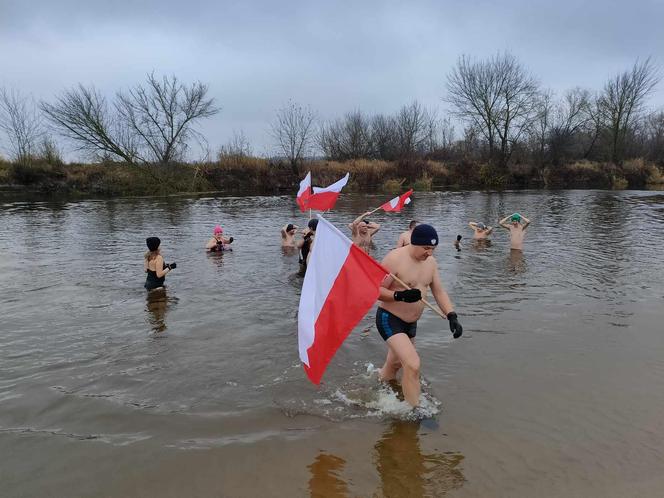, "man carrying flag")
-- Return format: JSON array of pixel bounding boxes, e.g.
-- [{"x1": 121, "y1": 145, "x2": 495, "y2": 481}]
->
[
  {"x1": 298, "y1": 217, "x2": 463, "y2": 409},
  {"x1": 375, "y1": 223, "x2": 463, "y2": 408}
]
